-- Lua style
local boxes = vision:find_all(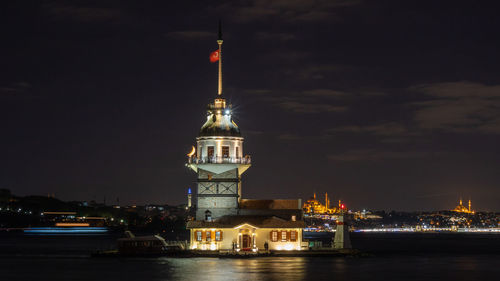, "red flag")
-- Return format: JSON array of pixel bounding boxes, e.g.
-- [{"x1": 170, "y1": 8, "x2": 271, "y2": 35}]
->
[{"x1": 210, "y1": 50, "x2": 219, "y2": 63}]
